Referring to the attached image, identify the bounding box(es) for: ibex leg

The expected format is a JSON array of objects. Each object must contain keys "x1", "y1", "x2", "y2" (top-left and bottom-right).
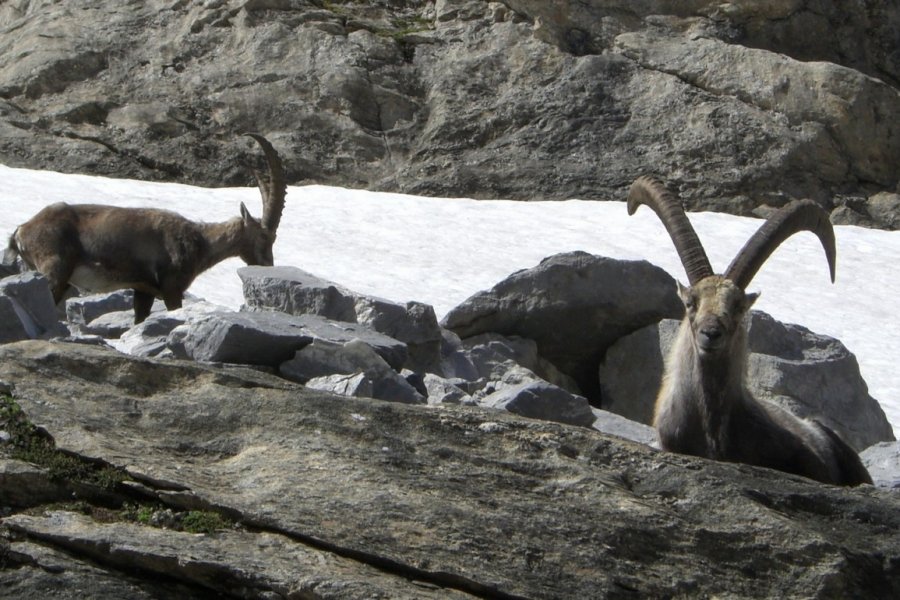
[{"x1": 133, "y1": 290, "x2": 154, "y2": 324}]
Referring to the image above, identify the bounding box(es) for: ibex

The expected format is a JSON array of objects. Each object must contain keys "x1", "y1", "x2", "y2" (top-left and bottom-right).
[
  {"x1": 5, "y1": 133, "x2": 286, "y2": 324},
  {"x1": 628, "y1": 177, "x2": 871, "y2": 486}
]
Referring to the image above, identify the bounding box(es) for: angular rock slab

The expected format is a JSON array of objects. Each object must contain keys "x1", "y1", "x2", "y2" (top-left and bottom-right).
[
  {"x1": 4, "y1": 511, "x2": 470, "y2": 599},
  {"x1": 1, "y1": 538, "x2": 204, "y2": 599},
  {"x1": 1, "y1": 341, "x2": 899, "y2": 598},
  {"x1": 481, "y1": 381, "x2": 595, "y2": 428},
  {"x1": 442, "y1": 252, "x2": 683, "y2": 399},
  {"x1": 598, "y1": 313, "x2": 894, "y2": 452},
  {"x1": 65, "y1": 290, "x2": 135, "y2": 326},
  {"x1": 0, "y1": 272, "x2": 66, "y2": 342},
  {"x1": 281, "y1": 339, "x2": 425, "y2": 404},
  {"x1": 240, "y1": 266, "x2": 441, "y2": 372},
  {"x1": 181, "y1": 309, "x2": 408, "y2": 370}
]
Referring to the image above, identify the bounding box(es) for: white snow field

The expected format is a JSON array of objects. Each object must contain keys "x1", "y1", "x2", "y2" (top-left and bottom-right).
[{"x1": 1, "y1": 164, "x2": 897, "y2": 435}]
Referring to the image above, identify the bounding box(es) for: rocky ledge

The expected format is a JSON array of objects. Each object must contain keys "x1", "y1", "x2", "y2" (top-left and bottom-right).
[
  {"x1": 1, "y1": 340, "x2": 899, "y2": 598},
  {"x1": 2, "y1": 252, "x2": 900, "y2": 596}
]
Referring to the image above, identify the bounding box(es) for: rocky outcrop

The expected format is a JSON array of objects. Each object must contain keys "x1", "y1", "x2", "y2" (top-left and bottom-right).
[
  {"x1": 0, "y1": 272, "x2": 67, "y2": 343},
  {"x1": 2, "y1": 340, "x2": 900, "y2": 598},
  {"x1": 442, "y1": 251, "x2": 683, "y2": 399},
  {"x1": 1, "y1": 1, "x2": 897, "y2": 225},
  {"x1": 240, "y1": 265, "x2": 443, "y2": 373},
  {"x1": 599, "y1": 313, "x2": 896, "y2": 451}
]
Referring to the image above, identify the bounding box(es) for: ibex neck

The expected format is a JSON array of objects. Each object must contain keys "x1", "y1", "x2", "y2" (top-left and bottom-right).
[
  {"x1": 690, "y1": 326, "x2": 748, "y2": 457},
  {"x1": 198, "y1": 219, "x2": 243, "y2": 272}
]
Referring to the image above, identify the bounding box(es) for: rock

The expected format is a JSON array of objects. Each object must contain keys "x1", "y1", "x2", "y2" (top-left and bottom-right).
[
  {"x1": 112, "y1": 301, "x2": 226, "y2": 358},
  {"x1": 865, "y1": 192, "x2": 900, "y2": 230},
  {"x1": 0, "y1": 262, "x2": 19, "y2": 279},
  {"x1": 4, "y1": 511, "x2": 462, "y2": 599},
  {"x1": 0, "y1": 459, "x2": 71, "y2": 508},
  {"x1": 0, "y1": 272, "x2": 67, "y2": 342},
  {"x1": 180, "y1": 310, "x2": 408, "y2": 370},
  {"x1": 279, "y1": 338, "x2": 392, "y2": 383},
  {"x1": 462, "y1": 332, "x2": 581, "y2": 394},
  {"x1": 240, "y1": 266, "x2": 358, "y2": 322},
  {"x1": 80, "y1": 310, "x2": 138, "y2": 339},
  {"x1": 1, "y1": 340, "x2": 899, "y2": 597},
  {"x1": 240, "y1": 266, "x2": 441, "y2": 372},
  {"x1": 0, "y1": 296, "x2": 30, "y2": 344},
  {"x1": 612, "y1": 28, "x2": 900, "y2": 195},
  {"x1": 861, "y1": 442, "x2": 900, "y2": 491},
  {"x1": 1, "y1": 2, "x2": 897, "y2": 222},
  {"x1": 443, "y1": 252, "x2": 683, "y2": 400},
  {"x1": 279, "y1": 338, "x2": 424, "y2": 404},
  {"x1": 746, "y1": 312, "x2": 895, "y2": 451},
  {"x1": 422, "y1": 373, "x2": 473, "y2": 405},
  {"x1": 1, "y1": 538, "x2": 204, "y2": 599},
  {"x1": 356, "y1": 298, "x2": 443, "y2": 374},
  {"x1": 371, "y1": 371, "x2": 426, "y2": 405},
  {"x1": 437, "y1": 328, "x2": 480, "y2": 381},
  {"x1": 591, "y1": 409, "x2": 658, "y2": 448},
  {"x1": 65, "y1": 290, "x2": 136, "y2": 326},
  {"x1": 116, "y1": 314, "x2": 189, "y2": 358},
  {"x1": 480, "y1": 380, "x2": 595, "y2": 428},
  {"x1": 305, "y1": 373, "x2": 374, "y2": 399},
  {"x1": 598, "y1": 312, "x2": 895, "y2": 452},
  {"x1": 598, "y1": 319, "x2": 680, "y2": 424}
]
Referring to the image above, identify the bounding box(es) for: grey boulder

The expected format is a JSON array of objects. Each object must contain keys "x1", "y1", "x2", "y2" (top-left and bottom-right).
[
  {"x1": 0, "y1": 272, "x2": 66, "y2": 342},
  {"x1": 481, "y1": 380, "x2": 595, "y2": 428},
  {"x1": 181, "y1": 310, "x2": 408, "y2": 370},
  {"x1": 240, "y1": 266, "x2": 442, "y2": 372},
  {"x1": 442, "y1": 252, "x2": 682, "y2": 400}
]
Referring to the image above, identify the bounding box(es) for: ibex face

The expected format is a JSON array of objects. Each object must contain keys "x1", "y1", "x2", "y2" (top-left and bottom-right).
[
  {"x1": 679, "y1": 276, "x2": 757, "y2": 359},
  {"x1": 238, "y1": 203, "x2": 276, "y2": 266}
]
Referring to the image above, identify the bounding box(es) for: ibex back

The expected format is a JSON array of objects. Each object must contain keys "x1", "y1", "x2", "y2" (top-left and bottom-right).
[
  {"x1": 628, "y1": 177, "x2": 871, "y2": 486},
  {"x1": 6, "y1": 134, "x2": 286, "y2": 323}
]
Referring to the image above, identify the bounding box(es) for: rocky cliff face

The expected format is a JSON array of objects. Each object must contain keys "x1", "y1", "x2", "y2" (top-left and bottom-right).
[{"x1": 1, "y1": 0, "x2": 898, "y2": 224}]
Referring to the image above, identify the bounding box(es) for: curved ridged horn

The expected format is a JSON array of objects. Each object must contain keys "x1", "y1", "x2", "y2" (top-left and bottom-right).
[
  {"x1": 725, "y1": 199, "x2": 836, "y2": 290},
  {"x1": 627, "y1": 177, "x2": 714, "y2": 285},
  {"x1": 244, "y1": 133, "x2": 286, "y2": 233}
]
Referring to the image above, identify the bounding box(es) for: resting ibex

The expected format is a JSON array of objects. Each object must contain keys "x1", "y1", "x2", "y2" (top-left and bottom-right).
[
  {"x1": 628, "y1": 177, "x2": 871, "y2": 486},
  {"x1": 5, "y1": 133, "x2": 286, "y2": 324}
]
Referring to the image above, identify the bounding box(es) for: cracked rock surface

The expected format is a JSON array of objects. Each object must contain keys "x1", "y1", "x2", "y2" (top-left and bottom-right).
[
  {"x1": 0, "y1": 1, "x2": 897, "y2": 224},
  {"x1": 1, "y1": 340, "x2": 899, "y2": 598}
]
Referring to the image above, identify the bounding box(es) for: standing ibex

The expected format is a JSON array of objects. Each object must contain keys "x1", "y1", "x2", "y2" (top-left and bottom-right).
[
  {"x1": 628, "y1": 177, "x2": 871, "y2": 486},
  {"x1": 5, "y1": 133, "x2": 286, "y2": 324}
]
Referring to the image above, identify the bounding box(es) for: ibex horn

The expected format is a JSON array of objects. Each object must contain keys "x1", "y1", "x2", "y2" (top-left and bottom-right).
[
  {"x1": 725, "y1": 199, "x2": 836, "y2": 290},
  {"x1": 627, "y1": 176, "x2": 714, "y2": 286}
]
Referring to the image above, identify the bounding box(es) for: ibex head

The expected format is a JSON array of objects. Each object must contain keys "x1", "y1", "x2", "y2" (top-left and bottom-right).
[
  {"x1": 627, "y1": 177, "x2": 836, "y2": 360},
  {"x1": 239, "y1": 133, "x2": 286, "y2": 266}
]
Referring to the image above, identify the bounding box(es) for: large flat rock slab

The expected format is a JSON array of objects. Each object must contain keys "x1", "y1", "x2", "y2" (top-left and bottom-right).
[
  {"x1": 4, "y1": 511, "x2": 471, "y2": 599},
  {"x1": 1, "y1": 341, "x2": 899, "y2": 598}
]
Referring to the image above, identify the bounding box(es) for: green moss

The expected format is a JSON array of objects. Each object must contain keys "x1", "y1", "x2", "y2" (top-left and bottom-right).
[
  {"x1": 182, "y1": 510, "x2": 233, "y2": 534},
  {"x1": 0, "y1": 395, "x2": 127, "y2": 490},
  {"x1": 121, "y1": 502, "x2": 234, "y2": 534}
]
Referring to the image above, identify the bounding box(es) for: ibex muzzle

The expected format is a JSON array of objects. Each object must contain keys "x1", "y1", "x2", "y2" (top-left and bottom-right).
[{"x1": 6, "y1": 133, "x2": 286, "y2": 324}]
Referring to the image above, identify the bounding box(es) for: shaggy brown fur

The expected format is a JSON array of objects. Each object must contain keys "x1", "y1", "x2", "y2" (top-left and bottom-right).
[
  {"x1": 629, "y1": 177, "x2": 871, "y2": 486},
  {"x1": 6, "y1": 134, "x2": 285, "y2": 323}
]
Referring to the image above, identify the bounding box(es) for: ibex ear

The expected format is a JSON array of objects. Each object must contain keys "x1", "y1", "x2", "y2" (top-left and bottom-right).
[
  {"x1": 676, "y1": 281, "x2": 691, "y2": 304},
  {"x1": 743, "y1": 292, "x2": 760, "y2": 311},
  {"x1": 240, "y1": 202, "x2": 251, "y2": 223}
]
